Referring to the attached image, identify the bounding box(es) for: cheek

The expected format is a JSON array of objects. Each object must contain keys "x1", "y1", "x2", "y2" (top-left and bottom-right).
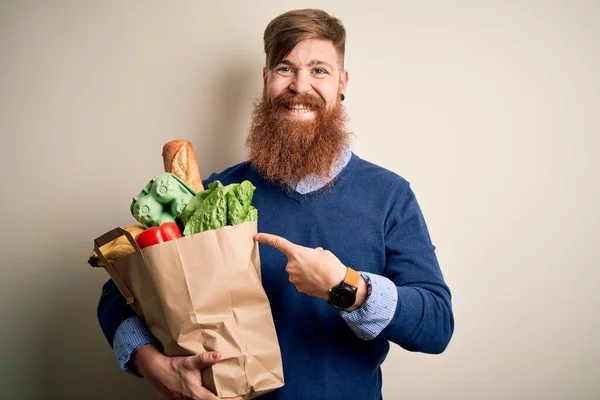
[
  {"x1": 266, "y1": 77, "x2": 289, "y2": 101},
  {"x1": 315, "y1": 82, "x2": 340, "y2": 107},
  {"x1": 267, "y1": 85, "x2": 281, "y2": 99}
]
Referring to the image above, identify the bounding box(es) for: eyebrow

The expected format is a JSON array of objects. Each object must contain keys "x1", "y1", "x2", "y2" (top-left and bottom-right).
[{"x1": 279, "y1": 59, "x2": 335, "y2": 70}]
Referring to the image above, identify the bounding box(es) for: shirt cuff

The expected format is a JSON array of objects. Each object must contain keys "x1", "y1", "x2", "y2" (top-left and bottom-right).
[
  {"x1": 340, "y1": 272, "x2": 398, "y2": 340},
  {"x1": 113, "y1": 316, "x2": 159, "y2": 378}
]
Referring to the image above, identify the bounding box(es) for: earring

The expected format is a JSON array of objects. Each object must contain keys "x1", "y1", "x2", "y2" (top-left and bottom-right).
[{"x1": 340, "y1": 93, "x2": 345, "y2": 101}]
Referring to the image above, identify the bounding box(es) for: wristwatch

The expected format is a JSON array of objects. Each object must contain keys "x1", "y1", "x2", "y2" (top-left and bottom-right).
[{"x1": 328, "y1": 266, "x2": 360, "y2": 310}]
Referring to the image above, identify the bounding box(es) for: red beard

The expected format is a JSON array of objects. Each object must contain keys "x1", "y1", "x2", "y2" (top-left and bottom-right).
[{"x1": 246, "y1": 91, "x2": 350, "y2": 190}]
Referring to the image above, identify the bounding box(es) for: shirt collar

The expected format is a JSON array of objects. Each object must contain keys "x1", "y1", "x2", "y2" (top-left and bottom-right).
[{"x1": 293, "y1": 147, "x2": 352, "y2": 195}]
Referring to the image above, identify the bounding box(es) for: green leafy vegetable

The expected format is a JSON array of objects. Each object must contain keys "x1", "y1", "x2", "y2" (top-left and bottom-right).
[
  {"x1": 180, "y1": 181, "x2": 221, "y2": 225},
  {"x1": 182, "y1": 180, "x2": 258, "y2": 236},
  {"x1": 227, "y1": 180, "x2": 258, "y2": 225}
]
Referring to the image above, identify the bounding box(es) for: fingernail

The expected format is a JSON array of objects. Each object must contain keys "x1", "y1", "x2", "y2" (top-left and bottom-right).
[{"x1": 212, "y1": 352, "x2": 218, "y2": 359}]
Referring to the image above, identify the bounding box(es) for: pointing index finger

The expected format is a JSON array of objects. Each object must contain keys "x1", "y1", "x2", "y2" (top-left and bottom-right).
[{"x1": 254, "y1": 233, "x2": 297, "y2": 257}]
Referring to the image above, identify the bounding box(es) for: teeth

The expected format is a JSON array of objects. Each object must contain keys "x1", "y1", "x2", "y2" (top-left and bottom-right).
[{"x1": 287, "y1": 105, "x2": 311, "y2": 113}]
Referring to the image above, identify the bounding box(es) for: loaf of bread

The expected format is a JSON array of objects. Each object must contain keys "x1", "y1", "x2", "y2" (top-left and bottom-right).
[{"x1": 162, "y1": 140, "x2": 204, "y2": 192}]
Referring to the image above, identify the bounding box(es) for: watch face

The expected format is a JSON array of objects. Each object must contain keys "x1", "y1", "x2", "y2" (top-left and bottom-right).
[{"x1": 329, "y1": 286, "x2": 356, "y2": 309}]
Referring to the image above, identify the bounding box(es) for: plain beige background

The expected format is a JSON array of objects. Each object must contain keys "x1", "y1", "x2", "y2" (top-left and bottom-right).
[{"x1": 0, "y1": 1, "x2": 598, "y2": 399}]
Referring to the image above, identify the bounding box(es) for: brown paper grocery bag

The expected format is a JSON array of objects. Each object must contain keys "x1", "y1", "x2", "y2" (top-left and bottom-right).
[{"x1": 94, "y1": 221, "x2": 284, "y2": 399}]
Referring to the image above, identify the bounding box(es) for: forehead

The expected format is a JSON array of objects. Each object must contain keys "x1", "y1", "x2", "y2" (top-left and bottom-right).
[{"x1": 283, "y1": 39, "x2": 340, "y2": 67}]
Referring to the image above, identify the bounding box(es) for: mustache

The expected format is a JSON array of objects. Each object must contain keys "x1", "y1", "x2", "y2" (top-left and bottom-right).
[{"x1": 270, "y1": 92, "x2": 325, "y2": 111}]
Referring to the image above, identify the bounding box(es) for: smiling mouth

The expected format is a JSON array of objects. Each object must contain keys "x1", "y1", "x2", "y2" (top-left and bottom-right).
[{"x1": 285, "y1": 104, "x2": 313, "y2": 114}]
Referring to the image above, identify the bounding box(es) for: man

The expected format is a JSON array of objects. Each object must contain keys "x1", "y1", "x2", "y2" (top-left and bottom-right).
[{"x1": 97, "y1": 8, "x2": 454, "y2": 400}]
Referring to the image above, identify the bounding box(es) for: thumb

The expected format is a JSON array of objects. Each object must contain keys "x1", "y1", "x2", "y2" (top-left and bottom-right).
[{"x1": 191, "y1": 351, "x2": 221, "y2": 369}]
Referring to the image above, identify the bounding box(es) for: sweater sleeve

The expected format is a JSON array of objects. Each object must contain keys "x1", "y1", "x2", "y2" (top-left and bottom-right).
[
  {"x1": 97, "y1": 278, "x2": 159, "y2": 377},
  {"x1": 97, "y1": 278, "x2": 138, "y2": 349},
  {"x1": 379, "y1": 183, "x2": 454, "y2": 354}
]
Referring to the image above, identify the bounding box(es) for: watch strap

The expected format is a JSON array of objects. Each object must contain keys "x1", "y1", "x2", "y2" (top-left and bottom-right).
[{"x1": 343, "y1": 267, "x2": 360, "y2": 289}]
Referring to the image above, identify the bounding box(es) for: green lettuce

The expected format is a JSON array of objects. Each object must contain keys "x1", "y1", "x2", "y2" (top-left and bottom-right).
[
  {"x1": 182, "y1": 180, "x2": 258, "y2": 236},
  {"x1": 227, "y1": 180, "x2": 258, "y2": 226},
  {"x1": 180, "y1": 181, "x2": 221, "y2": 225}
]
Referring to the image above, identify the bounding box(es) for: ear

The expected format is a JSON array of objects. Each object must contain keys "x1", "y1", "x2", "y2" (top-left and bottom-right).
[
  {"x1": 263, "y1": 67, "x2": 267, "y2": 86},
  {"x1": 339, "y1": 69, "x2": 349, "y2": 96}
]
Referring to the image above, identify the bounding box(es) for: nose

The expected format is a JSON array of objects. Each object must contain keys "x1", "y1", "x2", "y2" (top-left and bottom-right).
[{"x1": 288, "y1": 70, "x2": 312, "y2": 94}]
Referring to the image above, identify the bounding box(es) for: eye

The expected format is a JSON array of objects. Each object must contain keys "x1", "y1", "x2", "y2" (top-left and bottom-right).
[
  {"x1": 277, "y1": 66, "x2": 292, "y2": 74},
  {"x1": 313, "y1": 68, "x2": 328, "y2": 75}
]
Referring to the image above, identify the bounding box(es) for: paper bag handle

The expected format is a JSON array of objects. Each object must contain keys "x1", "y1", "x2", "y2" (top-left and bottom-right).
[{"x1": 94, "y1": 227, "x2": 143, "y2": 305}]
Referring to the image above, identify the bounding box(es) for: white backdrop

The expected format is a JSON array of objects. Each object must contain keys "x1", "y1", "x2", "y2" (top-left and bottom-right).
[{"x1": 0, "y1": 1, "x2": 598, "y2": 399}]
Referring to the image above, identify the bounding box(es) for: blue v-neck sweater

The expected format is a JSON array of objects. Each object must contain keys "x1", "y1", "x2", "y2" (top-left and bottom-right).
[{"x1": 98, "y1": 153, "x2": 453, "y2": 400}]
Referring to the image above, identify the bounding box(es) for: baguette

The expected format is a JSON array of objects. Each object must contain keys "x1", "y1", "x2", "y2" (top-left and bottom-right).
[{"x1": 162, "y1": 140, "x2": 204, "y2": 192}]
